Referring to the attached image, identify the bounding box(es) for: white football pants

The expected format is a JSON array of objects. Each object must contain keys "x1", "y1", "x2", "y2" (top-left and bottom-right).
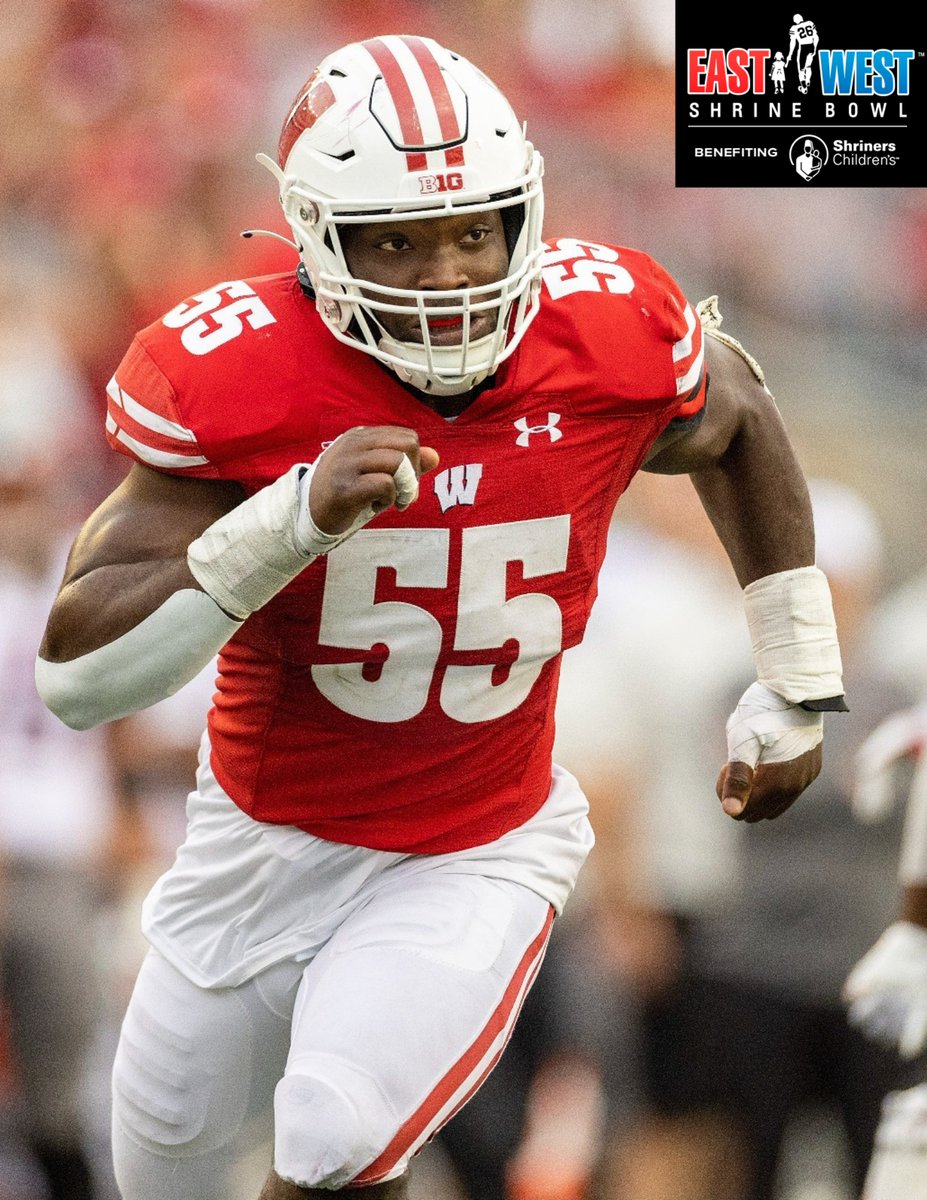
[
  {"x1": 862, "y1": 1083, "x2": 927, "y2": 1200},
  {"x1": 111, "y1": 871, "x2": 553, "y2": 1196}
]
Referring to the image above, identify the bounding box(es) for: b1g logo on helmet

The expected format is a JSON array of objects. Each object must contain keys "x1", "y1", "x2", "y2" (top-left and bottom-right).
[{"x1": 419, "y1": 172, "x2": 465, "y2": 194}]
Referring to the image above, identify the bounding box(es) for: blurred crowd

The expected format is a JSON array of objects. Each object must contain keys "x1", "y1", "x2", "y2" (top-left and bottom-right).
[{"x1": 1, "y1": 2, "x2": 926, "y2": 1198}]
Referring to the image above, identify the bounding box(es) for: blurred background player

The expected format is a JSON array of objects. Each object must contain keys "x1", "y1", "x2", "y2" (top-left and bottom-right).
[
  {"x1": 547, "y1": 473, "x2": 912, "y2": 1200},
  {"x1": 843, "y1": 704, "x2": 927, "y2": 1200},
  {"x1": 672, "y1": 477, "x2": 912, "y2": 1200},
  {"x1": 0, "y1": 283, "x2": 152, "y2": 1200}
]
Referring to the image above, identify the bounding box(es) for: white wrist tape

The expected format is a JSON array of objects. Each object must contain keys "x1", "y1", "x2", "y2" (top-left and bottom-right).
[
  {"x1": 188, "y1": 463, "x2": 315, "y2": 620},
  {"x1": 294, "y1": 451, "x2": 418, "y2": 555},
  {"x1": 900, "y1": 754, "x2": 927, "y2": 885},
  {"x1": 726, "y1": 681, "x2": 823, "y2": 769},
  {"x1": 188, "y1": 452, "x2": 419, "y2": 619},
  {"x1": 35, "y1": 589, "x2": 240, "y2": 731},
  {"x1": 743, "y1": 565, "x2": 845, "y2": 706}
]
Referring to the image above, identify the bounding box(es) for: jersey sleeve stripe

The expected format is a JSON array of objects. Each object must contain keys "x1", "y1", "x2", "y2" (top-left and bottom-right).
[
  {"x1": 107, "y1": 376, "x2": 199, "y2": 442},
  {"x1": 672, "y1": 302, "x2": 697, "y2": 364},
  {"x1": 105, "y1": 414, "x2": 210, "y2": 470},
  {"x1": 676, "y1": 348, "x2": 704, "y2": 397},
  {"x1": 672, "y1": 303, "x2": 705, "y2": 403},
  {"x1": 674, "y1": 360, "x2": 707, "y2": 418}
]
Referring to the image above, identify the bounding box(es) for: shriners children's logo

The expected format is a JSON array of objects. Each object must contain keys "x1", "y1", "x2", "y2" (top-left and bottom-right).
[{"x1": 790, "y1": 134, "x2": 828, "y2": 179}]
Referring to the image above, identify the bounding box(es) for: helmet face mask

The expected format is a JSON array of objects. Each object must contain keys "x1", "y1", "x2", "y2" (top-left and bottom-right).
[{"x1": 263, "y1": 35, "x2": 545, "y2": 396}]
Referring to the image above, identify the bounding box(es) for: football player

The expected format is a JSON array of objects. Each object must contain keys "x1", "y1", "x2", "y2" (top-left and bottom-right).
[
  {"x1": 786, "y1": 13, "x2": 819, "y2": 93},
  {"x1": 35, "y1": 35, "x2": 847, "y2": 1200},
  {"x1": 844, "y1": 708, "x2": 927, "y2": 1200}
]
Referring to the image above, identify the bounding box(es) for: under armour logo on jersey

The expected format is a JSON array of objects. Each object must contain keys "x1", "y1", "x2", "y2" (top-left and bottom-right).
[
  {"x1": 434, "y1": 464, "x2": 483, "y2": 513},
  {"x1": 514, "y1": 413, "x2": 563, "y2": 447}
]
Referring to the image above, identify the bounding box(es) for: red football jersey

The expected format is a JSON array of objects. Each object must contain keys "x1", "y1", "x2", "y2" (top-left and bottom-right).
[{"x1": 105, "y1": 236, "x2": 706, "y2": 853}]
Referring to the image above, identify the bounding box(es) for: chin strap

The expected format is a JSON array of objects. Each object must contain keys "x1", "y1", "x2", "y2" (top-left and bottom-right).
[{"x1": 296, "y1": 261, "x2": 315, "y2": 298}]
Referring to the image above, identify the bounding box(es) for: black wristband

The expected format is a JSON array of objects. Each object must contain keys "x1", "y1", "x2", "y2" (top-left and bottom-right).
[{"x1": 799, "y1": 695, "x2": 849, "y2": 713}]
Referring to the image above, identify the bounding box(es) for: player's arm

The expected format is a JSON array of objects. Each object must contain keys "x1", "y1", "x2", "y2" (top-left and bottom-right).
[
  {"x1": 844, "y1": 747, "x2": 927, "y2": 1058},
  {"x1": 643, "y1": 331, "x2": 844, "y2": 823},
  {"x1": 37, "y1": 428, "x2": 438, "y2": 730},
  {"x1": 40, "y1": 465, "x2": 245, "y2": 662},
  {"x1": 902, "y1": 884, "x2": 927, "y2": 928},
  {"x1": 644, "y1": 336, "x2": 812, "y2": 583}
]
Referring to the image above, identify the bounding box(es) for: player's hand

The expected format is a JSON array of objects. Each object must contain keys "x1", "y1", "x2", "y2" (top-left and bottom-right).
[
  {"x1": 717, "y1": 681, "x2": 823, "y2": 821},
  {"x1": 308, "y1": 426, "x2": 440, "y2": 536},
  {"x1": 843, "y1": 922, "x2": 927, "y2": 1058},
  {"x1": 852, "y1": 703, "x2": 927, "y2": 823}
]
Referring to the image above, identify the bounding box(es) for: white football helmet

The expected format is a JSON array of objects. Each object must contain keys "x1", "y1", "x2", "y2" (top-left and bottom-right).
[{"x1": 258, "y1": 35, "x2": 545, "y2": 396}]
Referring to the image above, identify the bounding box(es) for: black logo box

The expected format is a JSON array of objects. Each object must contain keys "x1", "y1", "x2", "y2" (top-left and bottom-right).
[{"x1": 675, "y1": 5, "x2": 925, "y2": 186}]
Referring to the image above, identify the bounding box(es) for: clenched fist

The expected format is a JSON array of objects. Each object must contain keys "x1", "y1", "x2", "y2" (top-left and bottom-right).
[{"x1": 308, "y1": 426, "x2": 440, "y2": 537}]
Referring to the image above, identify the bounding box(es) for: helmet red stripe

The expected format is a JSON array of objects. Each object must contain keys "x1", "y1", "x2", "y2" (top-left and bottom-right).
[
  {"x1": 278, "y1": 73, "x2": 337, "y2": 167},
  {"x1": 364, "y1": 38, "x2": 426, "y2": 149},
  {"x1": 399, "y1": 35, "x2": 464, "y2": 148}
]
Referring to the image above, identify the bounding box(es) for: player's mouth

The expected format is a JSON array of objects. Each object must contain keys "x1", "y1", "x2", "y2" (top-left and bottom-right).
[
  {"x1": 415, "y1": 312, "x2": 495, "y2": 345},
  {"x1": 426, "y1": 316, "x2": 466, "y2": 345}
]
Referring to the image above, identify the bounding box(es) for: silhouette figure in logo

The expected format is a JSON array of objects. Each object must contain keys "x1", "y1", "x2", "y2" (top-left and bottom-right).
[
  {"x1": 771, "y1": 52, "x2": 786, "y2": 95},
  {"x1": 795, "y1": 139, "x2": 823, "y2": 180},
  {"x1": 786, "y1": 13, "x2": 819, "y2": 93}
]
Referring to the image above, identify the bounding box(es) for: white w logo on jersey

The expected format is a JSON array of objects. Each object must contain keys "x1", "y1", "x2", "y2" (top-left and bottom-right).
[{"x1": 434, "y1": 464, "x2": 483, "y2": 513}]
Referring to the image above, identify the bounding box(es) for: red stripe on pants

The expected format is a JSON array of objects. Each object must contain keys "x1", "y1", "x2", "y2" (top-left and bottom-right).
[{"x1": 351, "y1": 903, "x2": 555, "y2": 1186}]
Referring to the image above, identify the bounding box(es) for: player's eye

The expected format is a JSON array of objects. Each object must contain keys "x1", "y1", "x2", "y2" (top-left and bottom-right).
[{"x1": 376, "y1": 234, "x2": 412, "y2": 252}]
